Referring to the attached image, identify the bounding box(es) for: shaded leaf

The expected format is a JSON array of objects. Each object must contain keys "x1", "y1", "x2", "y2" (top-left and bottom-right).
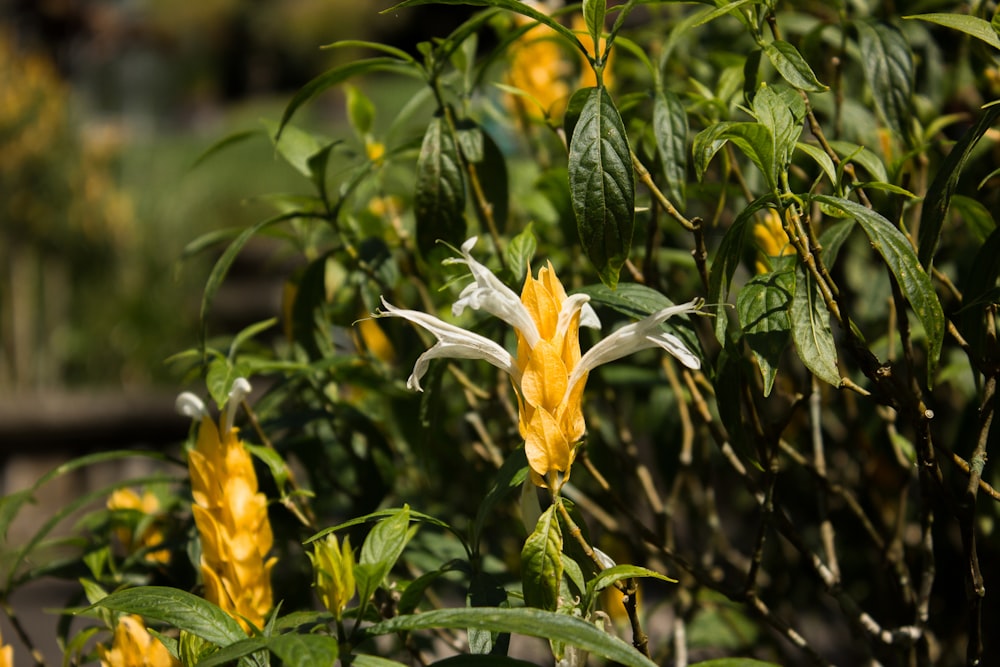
[
  {"x1": 520, "y1": 505, "x2": 562, "y2": 611},
  {"x1": 568, "y1": 88, "x2": 635, "y2": 288},
  {"x1": 855, "y1": 21, "x2": 915, "y2": 143},
  {"x1": 737, "y1": 271, "x2": 794, "y2": 396},
  {"x1": 790, "y1": 265, "x2": 841, "y2": 387},
  {"x1": 814, "y1": 195, "x2": 944, "y2": 385},
  {"x1": 364, "y1": 607, "x2": 657, "y2": 667},
  {"x1": 415, "y1": 115, "x2": 467, "y2": 260},
  {"x1": 905, "y1": 13, "x2": 1000, "y2": 50},
  {"x1": 653, "y1": 89, "x2": 689, "y2": 206}
]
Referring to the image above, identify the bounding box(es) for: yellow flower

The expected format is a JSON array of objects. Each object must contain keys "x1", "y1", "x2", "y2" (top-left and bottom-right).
[
  {"x1": 177, "y1": 380, "x2": 276, "y2": 631},
  {"x1": 309, "y1": 534, "x2": 356, "y2": 620},
  {"x1": 0, "y1": 628, "x2": 13, "y2": 667},
  {"x1": 505, "y1": 3, "x2": 613, "y2": 121},
  {"x1": 98, "y1": 614, "x2": 180, "y2": 667},
  {"x1": 375, "y1": 238, "x2": 701, "y2": 490},
  {"x1": 753, "y1": 208, "x2": 795, "y2": 274},
  {"x1": 107, "y1": 488, "x2": 171, "y2": 565}
]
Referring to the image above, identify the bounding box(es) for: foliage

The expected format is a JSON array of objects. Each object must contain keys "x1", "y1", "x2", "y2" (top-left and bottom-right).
[{"x1": 3, "y1": 0, "x2": 1000, "y2": 665}]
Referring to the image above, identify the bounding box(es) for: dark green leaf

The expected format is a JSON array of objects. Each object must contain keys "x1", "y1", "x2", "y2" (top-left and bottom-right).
[
  {"x1": 904, "y1": 13, "x2": 1000, "y2": 50},
  {"x1": 694, "y1": 122, "x2": 777, "y2": 193},
  {"x1": 790, "y1": 265, "x2": 841, "y2": 387},
  {"x1": 958, "y1": 227, "x2": 1000, "y2": 361},
  {"x1": 855, "y1": 21, "x2": 915, "y2": 143},
  {"x1": 95, "y1": 587, "x2": 245, "y2": 647},
  {"x1": 653, "y1": 90, "x2": 689, "y2": 206},
  {"x1": 763, "y1": 40, "x2": 828, "y2": 92},
  {"x1": 813, "y1": 195, "x2": 944, "y2": 385},
  {"x1": 951, "y1": 194, "x2": 996, "y2": 243},
  {"x1": 751, "y1": 84, "x2": 800, "y2": 177},
  {"x1": 737, "y1": 271, "x2": 794, "y2": 396},
  {"x1": 520, "y1": 505, "x2": 562, "y2": 611},
  {"x1": 416, "y1": 115, "x2": 467, "y2": 260},
  {"x1": 364, "y1": 607, "x2": 657, "y2": 667},
  {"x1": 918, "y1": 104, "x2": 1000, "y2": 267},
  {"x1": 707, "y1": 197, "x2": 775, "y2": 342},
  {"x1": 568, "y1": 88, "x2": 635, "y2": 288}
]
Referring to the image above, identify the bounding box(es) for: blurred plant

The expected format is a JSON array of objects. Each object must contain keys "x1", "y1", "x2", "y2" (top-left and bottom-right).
[
  {"x1": 107, "y1": 488, "x2": 172, "y2": 566},
  {"x1": 96, "y1": 615, "x2": 179, "y2": 667},
  {"x1": 3, "y1": 0, "x2": 1000, "y2": 666}
]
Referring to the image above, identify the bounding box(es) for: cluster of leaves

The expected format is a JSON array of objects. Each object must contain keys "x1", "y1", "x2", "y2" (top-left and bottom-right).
[{"x1": 3, "y1": 0, "x2": 1000, "y2": 665}]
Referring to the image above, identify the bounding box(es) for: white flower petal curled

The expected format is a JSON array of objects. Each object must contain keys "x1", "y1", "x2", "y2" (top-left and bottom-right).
[
  {"x1": 375, "y1": 297, "x2": 517, "y2": 391},
  {"x1": 176, "y1": 392, "x2": 208, "y2": 420}
]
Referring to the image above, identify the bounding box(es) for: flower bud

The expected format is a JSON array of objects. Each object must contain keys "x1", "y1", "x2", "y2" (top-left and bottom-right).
[{"x1": 309, "y1": 534, "x2": 356, "y2": 620}]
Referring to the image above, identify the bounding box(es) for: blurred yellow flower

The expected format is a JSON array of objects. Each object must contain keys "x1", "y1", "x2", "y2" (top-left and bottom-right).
[
  {"x1": 505, "y1": 3, "x2": 613, "y2": 121},
  {"x1": 98, "y1": 615, "x2": 179, "y2": 667},
  {"x1": 375, "y1": 238, "x2": 700, "y2": 490},
  {"x1": 107, "y1": 488, "x2": 171, "y2": 565},
  {"x1": 177, "y1": 380, "x2": 276, "y2": 631},
  {"x1": 0, "y1": 628, "x2": 13, "y2": 667},
  {"x1": 753, "y1": 208, "x2": 795, "y2": 274}
]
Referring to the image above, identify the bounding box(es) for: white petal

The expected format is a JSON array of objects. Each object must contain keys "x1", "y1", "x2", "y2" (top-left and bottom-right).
[
  {"x1": 580, "y1": 303, "x2": 601, "y2": 330},
  {"x1": 176, "y1": 392, "x2": 207, "y2": 420},
  {"x1": 565, "y1": 299, "x2": 702, "y2": 396},
  {"x1": 444, "y1": 237, "x2": 541, "y2": 347},
  {"x1": 555, "y1": 293, "x2": 596, "y2": 342},
  {"x1": 375, "y1": 297, "x2": 517, "y2": 391},
  {"x1": 224, "y1": 377, "x2": 252, "y2": 432}
]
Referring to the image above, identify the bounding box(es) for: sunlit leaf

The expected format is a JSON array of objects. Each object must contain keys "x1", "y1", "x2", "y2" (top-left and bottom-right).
[{"x1": 520, "y1": 505, "x2": 562, "y2": 611}]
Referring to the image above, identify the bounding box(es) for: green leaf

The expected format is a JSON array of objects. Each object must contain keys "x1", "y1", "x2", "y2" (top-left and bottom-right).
[
  {"x1": 813, "y1": 195, "x2": 944, "y2": 385},
  {"x1": 505, "y1": 224, "x2": 537, "y2": 285},
  {"x1": 190, "y1": 129, "x2": 262, "y2": 169},
  {"x1": 94, "y1": 587, "x2": 245, "y2": 647},
  {"x1": 762, "y1": 40, "x2": 828, "y2": 92},
  {"x1": 568, "y1": 87, "x2": 635, "y2": 288},
  {"x1": 905, "y1": 13, "x2": 1000, "y2": 50},
  {"x1": 582, "y1": 0, "x2": 607, "y2": 53},
  {"x1": 352, "y1": 656, "x2": 411, "y2": 667},
  {"x1": 918, "y1": 104, "x2": 1000, "y2": 267},
  {"x1": 855, "y1": 20, "x2": 915, "y2": 144},
  {"x1": 951, "y1": 194, "x2": 996, "y2": 243},
  {"x1": 828, "y1": 140, "x2": 889, "y2": 184},
  {"x1": 364, "y1": 607, "x2": 658, "y2": 667},
  {"x1": 707, "y1": 197, "x2": 776, "y2": 342},
  {"x1": 689, "y1": 660, "x2": 782, "y2": 667},
  {"x1": 695, "y1": 122, "x2": 777, "y2": 193},
  {"x1": 430, "y1": 656, "x2": 538, "y2": 666},
  {"x1": 415, "y1": 115, "x2": 467, "y2": 260},
  {"x1": 737, "y1": 271, "x2": 794, "y2": 397},
  {"x1": 205, "y1": 357, "x2": 249, "y2": 410},
  {"x1": 790, "y1": 265, "x2": 841, "y2": 387},
  {"x1": 200, "y1": 212, "x2": 305, "y2": 351},
  {"x1": 278, "y1": 58, "x2": 416, "y2": 137},
  {"x1": 795, "y1": 142, "x2": 837, "y2": 184},
  {"x1": 194, "y1": 638, "x2": 269, "y2": 667},
  {"x1": 268, "y1": 634, "x2": 339, "y2": 667},
  {"x1": 750, "y1": 85, "x2": 801, "y2": 178},
  {"x1": 358, "y1": 504, "x2": 412, "y2": 603},
  {"x1": 262, "y1": 119, "x2": 330, "y2": 179},
  {"x1": 346, "y1": 84, "x2": 376, "y2": 137},
  {"x1": 586, "y1": 565, "x2": 675, "y2": 600},
  {"x1": 653, "y1": 89, "x2": 689, "y2": 207},
  {"x1": 520, "y1": 505, "x2": 562, "y2": 611}
]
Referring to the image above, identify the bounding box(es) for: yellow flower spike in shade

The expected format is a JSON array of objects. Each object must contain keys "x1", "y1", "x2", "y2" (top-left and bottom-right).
[
  {"x1": 374, "y1": 237, "x2": 702, "y2": 489},
  {"x1": 98, "y1": 615, "x2": 180, "y2": 667},
  {"x1": 176, "y1": 380, "x2": 276, "y2": 632},
  {"x1": 107, "y1": 488, "x2": 171, "y2": 565},
  {"x1": 753, "y1": 208, "x2": 796, "y2": 274}
]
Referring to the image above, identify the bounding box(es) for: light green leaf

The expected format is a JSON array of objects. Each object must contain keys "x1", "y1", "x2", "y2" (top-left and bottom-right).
[
  {"x1": 790, "y1": 265, "x2": 841, "y2": 387},
  {"x1": 352, "y1": 656, "x2": 411, "y2": 667},
  {"x1": 762, "y1": 40, "x2": 828, "y2": 92},
  {"x1": 905, "y1": 13, "x2": 1000, "y2": 50},
  {"x1": 583, "y1": 0, "x2": 607, "y2": 52},
  {"x1": 695, "y1": 122, "x2": 777, "y2": 193},
  {"x1": 586, "y1": 565, "x2": 676, "y2": 599},
  {"x1": 855, "y1": 21, "x2": 915, "y2": 144},
  {"x1": 568, "y1": 87, "x2": 635, "y2": 288},
  {"x1": 346, "y1": 84, "x2": 376, "y2": 137},
  {"x1": 653, "y1": 89, "x2": 689, "y2": 206},
  {"x1": 737, "y1": 271, "x2": 794, "y2": 396},
  {"x1": 358, "y1": 504, "x2": 412, "y2": 600},
  {"x1": 795, "y1": 142, "x2": 837, "y2": 184},
  {"x1": 94, "y1": 587, "x2": 245, "y2": 647},
  {"x1": 268, "y1": 634, "x2": 340, "y2": 667},
  {"x1": 415, "y1": 115, "x2": 467, "y2": 260},
  {"x1": 751, "y1": 85, "x2": 800, "y2": 177},
  {"x1": 506, "y1": 224, "x2": 537, "y2": 285},
  {"x1": 364, "y1": 607, "x2": 657, "y2": 667},
  {"x1": 828, "y1": 140, "x2": 889, "y2": 184},
  {"x1": 190, "y1": 129, "x2": 262, "y2": 170},
  {"x1": 521, "y1": 505, "x2": 562, "y2": 611},
  {"x1": 951, "y1": 194, "x2": 996, "y2": 243},
  {"x1": 813, "y1": 195, "x2": 944, "y2": 385}
]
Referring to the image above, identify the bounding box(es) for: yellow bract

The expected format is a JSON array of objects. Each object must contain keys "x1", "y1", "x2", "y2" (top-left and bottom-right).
[
  {"x1": 0, "y1": 629, "x2": 12, "y2": 667},
  {"x1": 98, "y1": 615, "x2": 179, "y2": 667},
  {"x1": 516, "y1": 264, "x2": 588, "y2": 488},
  {"x1": 753, "y1": 208, "x2": 795, "y2": 274},
  {"x1": 189, "y1": 415, "x2": 276, "y2": 631},
  {"x1": 107, "y1": 488, "x2": 171, "y2": 565}
]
